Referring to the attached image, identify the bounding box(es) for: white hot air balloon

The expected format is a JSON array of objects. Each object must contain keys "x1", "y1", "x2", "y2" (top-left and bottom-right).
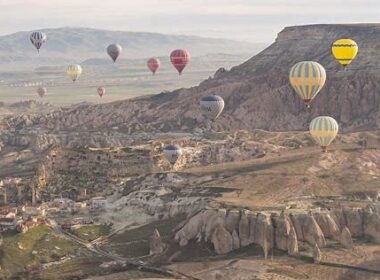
[
  {"x1": 200, "y1": 95, "x2": 225, "y2": 121},
  {"x1": 163, "y1": 144, "x2": 183, "y2": 165}
]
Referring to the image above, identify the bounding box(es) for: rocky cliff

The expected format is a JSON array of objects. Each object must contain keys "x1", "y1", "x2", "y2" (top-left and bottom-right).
[
  {"x1": 5, "y1": 24, "x2": 380, "y2": 135},
  {"x1": 175, "y1": 203, "x2": 380, "y2": 256}
]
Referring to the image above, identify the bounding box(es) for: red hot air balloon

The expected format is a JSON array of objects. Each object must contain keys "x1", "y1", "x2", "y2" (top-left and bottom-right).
[
  {"x1": 170, "y1": 49, "x2": 190, "y2": 75},
  {"x1": 37, "y1": 87, "x2": 47, "y2": 98},
  {"x1": 147, "y1": 58, "x2": 160, "y2": 75},
  {"x1": 97, "y1": 86, "x2": 105, "y2": 98}
]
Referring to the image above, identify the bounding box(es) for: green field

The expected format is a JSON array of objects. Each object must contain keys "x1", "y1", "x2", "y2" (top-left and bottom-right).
[
  {"x1": 71, "y1": 224, "x2": 111, "y2": 242},
  {"x1": 0, "y1": 225, "x2": 80, "y2": 278}
]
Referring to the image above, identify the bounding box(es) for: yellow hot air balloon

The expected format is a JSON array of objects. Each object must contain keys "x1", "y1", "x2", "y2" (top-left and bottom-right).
[
  {"x1": 309, "y1": 116, "x2": 339, "y2": 152},
  {"x1": 289, "y1": 61, "x2": 326, "y2": 107},
  {"x1": 66, "y1": 64, "x2": 82, "y2": 82},
  {"x1": 332, "y1": 39, "x2": 358, "y2": 67}
]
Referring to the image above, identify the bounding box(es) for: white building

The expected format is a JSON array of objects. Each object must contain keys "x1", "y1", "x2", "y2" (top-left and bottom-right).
[{"x1": 90, "y1": 197, "x2": 107, "y2": 210}]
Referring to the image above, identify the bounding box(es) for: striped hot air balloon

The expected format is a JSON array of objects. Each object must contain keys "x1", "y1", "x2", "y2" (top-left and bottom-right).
[
  {"x1": 66, "y1": 64, "x2": 82, "y2": 82},
  {"x1": 200, "y1": 95, "x2": 225, "y2": 121},
  {"x1": 163, "y1": 144, "x2": 182, "y2": 165},
  {"x1": 332, "y1": 39, "x2": 358, "y2": 67},
  {"x1": 107, "y1": 44, "x2": 122, "y2": 63},
  {"x1": 309, "y1": 116, "x2": 339, "y2": 152},
  {"x1": 289, "y1": 61, "x2": 326, "y2": 107},
  {"x1": 147, "y1": 58, "x2": 160, "y2": 75},
  {"x1": 30, "y1": 31, "x2": 46, "y2": 52},
  {"x1": 97, "y1": 86, "x2": 105, "y2": 98},
  {"x1": 37, "y1": 87, "x2": 47, "y2": 98},
  {"x1": 170, "y1": 49, "x2": 190, "y2": 75}
]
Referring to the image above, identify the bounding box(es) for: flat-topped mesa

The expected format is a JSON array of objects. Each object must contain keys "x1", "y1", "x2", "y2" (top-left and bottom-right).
[
  {"x1": 175, "y1": 205, "x2": 380, "y2": 256},
  {"x1": 276, "y1": 24, "x2": 380, "y2": 42}
]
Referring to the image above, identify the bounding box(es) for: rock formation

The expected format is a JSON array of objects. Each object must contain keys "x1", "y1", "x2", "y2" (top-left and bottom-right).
[
  {"x1": 150, "y1": 229, "x2": 165, "y2": 255},
  {"x1": 175, "y1": 205, "x2": 380, "y2": 256},
  {"x1": 313, "y1": 244, "x2": 322, "y2": 264},
  {"x1": 287, "y1": 224, "x2": 298, "y2": 256},
  {"x1": 211, "y1": 224, "x2": 233, "y2": 255},
  {"x1": 340, "y1": 226, "x2": 354, "y2": 249}
]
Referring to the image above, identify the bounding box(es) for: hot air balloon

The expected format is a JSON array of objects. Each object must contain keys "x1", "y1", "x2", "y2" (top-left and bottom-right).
[
  {"x1": 147, "y1": 58, "x2": 160, "y2": 75},
  {"x1": 332, "y1": 39, "x2": 358, "y2": 67},
  {"x1": 309, "y1": 116, "x2": 339, "y2": 152},
  {"x1": 107, "y1": 44, "x2": 122, "y2": 63},
  {"x1": 37, "y1": 87, "x2": 47, "y2": 98},
  {"x1": 163, "y1": 144, "x2": 182, "y2": 165},
  {"x1": 66, "y1": 64, "x2": 82, "y2": 82},
  {"x1": 170, "y1": 49, "x2": 190, "y2": 75},
  {"x1": 30, "y1": 31, "x2": 46, "y2": 52},
  {"x1": 97, "y1": 86, "x2": 105, "y2": 98},
  {"x1": 200, "y1": 95, "x2": 225, "y2": 121},
  {"x1": 289, "y1": 61, "x2": 326, "y2": 107}
]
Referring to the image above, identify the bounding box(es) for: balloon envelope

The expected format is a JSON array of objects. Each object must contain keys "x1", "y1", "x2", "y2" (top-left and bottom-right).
[
  {"x1": 66, "y1": 64, "x2": 82, "y2": 82},
  {"x1": 200, "y1": 95, "x2": 225, "y2": 121},
  {"x1": 147, "y1": 58, "x2": 160, "y2": 75},
  {"x1": 289, "y1": 61, "x2": 326, "y2": 106},
  {"x1": 170, "y1": 49, "x2": 190, "y2": 75},
  {"x1": 309, "y1": 116, "x2": 339, "y2": 152},
  {"x1": 97, "y1": 86, "x2": 105, "y2": 97},
  {"x1": 37, "y1": 87, "x2": 47, "y2": 98},
  {"x1": 332, "y1": 39, "x2": 358, "y2": 67},
  {"x1": 30, "y1": 31, "x2": 46, "y2": 52},
  {"x1": 107, "y1": 44, "x2": 122, "y2": 62},
  {"x1": 163, "y1": 144, "x2": 182, "y2": 165}
]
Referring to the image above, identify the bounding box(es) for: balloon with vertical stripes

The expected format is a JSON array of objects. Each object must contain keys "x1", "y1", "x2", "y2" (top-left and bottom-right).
[
  {"x1": 332, "y1": 39, "x2": 358, "y2": 67},
  {"x1": 309, "y1": 116, "x2": 339, "y2": 152},
  {"x1": 66, "y1": 64, "x2": 82, "y2": 82},
  {"x1": 289, "y1": 61, "x2": 326, "y2": 107},
  {"x1": 30, "y1": 31, "x2": 46, "y2": 52}
]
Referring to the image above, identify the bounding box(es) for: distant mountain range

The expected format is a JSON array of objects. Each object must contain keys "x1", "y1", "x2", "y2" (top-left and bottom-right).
[{"x1": 0, "y1": 27, "x2": 264, "y2": 65}]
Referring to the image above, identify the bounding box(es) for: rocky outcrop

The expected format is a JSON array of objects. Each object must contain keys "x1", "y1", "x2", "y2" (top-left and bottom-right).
[
  {"x1": 340, "y1": 227, "x2": 354, "y2": 249},
  {"x1": 313, "y1": 212, "x2": 340, "y2": 240},
  {"x1": 363, "y1": 209, "x2": 380, "y2": 243},
  {"x1": 175, "y1": 205, "x2": 380, "y2": 256},
  {"x1": 287, "y1": 225, "x2": 298, "y2": 256},
  {"x1": 313, "y1": 244, "x2": 322, "y2": 264},
  {"x1": 150, "y1": 229, "x2": 165, "y2": 255},
  {"x1": 211, "y1": 224, "x2": 233, "y2": 255},
  {"x1": 302, "y1": 213, "x2": 326, "y2": 248},
  {"x1": 238, "y1": 210, "x2": 251, "y2": 247},
  {"x1": 344, "y1": 208, "x2": 364, "y2": 237}
]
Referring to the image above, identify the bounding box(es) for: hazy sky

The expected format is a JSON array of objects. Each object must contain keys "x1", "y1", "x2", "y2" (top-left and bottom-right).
[{"x1": 1, "y1": 0, "x2": 379, "y2": 42}]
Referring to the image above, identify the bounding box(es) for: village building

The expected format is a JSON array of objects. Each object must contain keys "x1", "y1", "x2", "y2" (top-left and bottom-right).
[
  {"x1": 90, "y1": 197, "x2": 107, "y2": 210},
  {"x1": 0, "y1": 215, "x2": 17, "y2": 232},
  {"x1": 22, "y1": 205, "x2": 46, "y2": 220}
]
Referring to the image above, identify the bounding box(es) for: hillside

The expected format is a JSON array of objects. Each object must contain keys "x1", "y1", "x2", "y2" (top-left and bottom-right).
[
  {"x1": 0, "y1": 27, "x2": 261, "y2": 65},
  {"x1": 6, "y1": 24, "x2": 380, "y2": 133}
]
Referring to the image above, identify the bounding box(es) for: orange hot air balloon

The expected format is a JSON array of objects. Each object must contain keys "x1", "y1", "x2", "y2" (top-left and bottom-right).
[
  {"x1": 147, "y1": 58, "x2": 160, "y2": 75},
  {"x1": 97, "y1": 86, "x2": 105, "y2": 98},
  {"x1": 170, "y1": 49, "x2": 190, "y2": 75}
]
